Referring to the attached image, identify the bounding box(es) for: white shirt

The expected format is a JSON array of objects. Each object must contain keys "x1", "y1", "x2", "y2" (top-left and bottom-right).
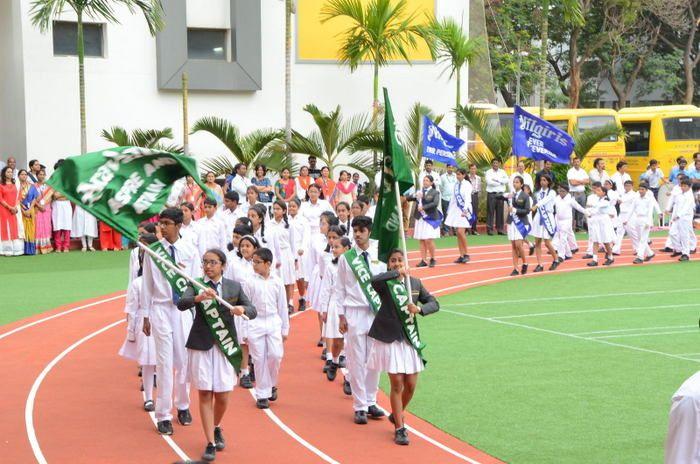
[
  {"x1": 485, "y1": 168, "x2": 509, "y2": 193},
  {"x1": 128, "y1": 248, "x2": 140, "y2": 285},
  {"x1": 509, "y1": 171, "x2": 534, "y2": 192},
  {"x1": 589, "y1": 168, "x2": 611, "y2": 185},
  {"x1": 418, "y1": 169, "x2": 437, "y2": 190},
  {"x1": 195, "y1": 215, "x2": 228, "y2": 258},
  {"x1": 567, "y1": 167, "x2": 589, "y2": 193},
  {"x1": 224, "y1": 253, "x2": 255, "y2": 284},
  {"x1": 672, "y1": 190, "x2": 696, "y2": 219},
  {"x1": 451, "y1": 179, "x2": 474, "y2": 213},
  {"x1": 587, "y1": 195, "x2": 612, "y2": 219},
  {"x1": 640, "y1": 168, "x2": 664, "y2": 188},
  {"x1": 179, "y1": 220, "x2": 200, "y2": 250},
  {"x1": 166, "y1": 178, "x2": 186, "y2": 208},
  {"x1": 267, "y1": 217, "x2": 293, "y2": 270},
  {"x1": 216, "y1": 206, "x2": 244, "y2": 240},
  {"x1": 317, "y1": 259, "x2": 340, "y2": 313},
  {"x1": 534, "y1": 189, "x2": 557, "y2": 215},
  {"x1": 611, "y1": 172, "x2": 632, "y2": 193},
  {"x1": 629, "y1": 193, "x2": 660, "y2": 226},
  {"x1": 288, "y1": 214, "x2": 310, "y2": 256},
  {"x1": 439, "y1": 172, "x2": 457, "y2": 201},
  {"x1": 229, "y1": 175, "x2": 251, "y2": 199},
  {"x1": 618, "y1": 190, "x2": 639, "y2": 222},
  {"x1": 243, "y1": 273, "x2": 289, "y2": 336},
  {"x1": 140, "y1": 238, "x2": 201, "y2": 316},
  {"x1": 665, "y1": 185, "x2": 683, "y2": 213},
  {"x1": 335, "y1": 244, "x2": 387, "y2": 315},
  {"x1": 554, "y1": 194, "x2": 587, "y2": 221},
  {"x1": 299, "y1": 199, "x2": 333, "y2": 234}
]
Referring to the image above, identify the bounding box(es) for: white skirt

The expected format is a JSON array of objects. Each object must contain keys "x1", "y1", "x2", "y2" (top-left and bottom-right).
[
  {"x1": 413, "y1": 218, "x2": 441, "y2": 240},
  {"x1": 308, "y1": 267, "x2": 322, "y2": 311},
  {"x1": 51, "y1": 200, "x2": 73, "y2": 230},
  {"x1": 507, "y1": 222, "x2": 526, "y2": 241},
  {"x1": 589, "y1": 216, "x2": 615, "y2": 244},
  {"x1": 234, "y1": 316, "x2": 249, "y2": 345},
  {"x1": 531, "y1": 212, "x2": 554, "y2": 240},
  {"x1": 118, "y1": 316, "x2": 156, "y2": 366},
  {"x1": 322, "y1": 301, "x2": 342, "y2": 339},
  {"x1": 367, "y1": 338, "x2": 424, "y2": 375},
  {"x1": 445, "y1": 208, "x2": 471, "y2": 229},
  {"x1": 275, "y1": 248, "x2": 296, "y2": 286},
  {"x1": 188, "y1": 346, "x2": 236, "y2": 392},
  {"x1": 71, "y1": 206, "x2": 98, "y2": 238}
]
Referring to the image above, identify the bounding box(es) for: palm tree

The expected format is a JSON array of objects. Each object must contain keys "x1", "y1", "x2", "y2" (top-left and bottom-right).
[
  {"x1": 30, "y1": 0, "x2": 164, "y2": 155},
  {"x1": 320, "y1": 0, "x2": 423, "y2": 169},
  {"x1": 288, "y1": 104, "x2": 383, "y2": 176},
  {"x1": 191, "y1": 117, "x2": 292, "y2": 176},
  {"x1": 284, "y1": 0, "x2": 296, "y2": 150},
  {"x1": 101, "y1": 126, "x2": 182, "y2": 153},
  {"x1": 419, "y1": 17, "x2": 482, "y2": 137}
]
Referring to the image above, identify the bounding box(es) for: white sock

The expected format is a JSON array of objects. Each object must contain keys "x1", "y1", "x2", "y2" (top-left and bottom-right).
[
  {"x1": 326, "y1": 351, "x2": 332, "y2": 361},
  {"x1": 142, "y1": 365, "x2": 156, "y2": 402},
  {"x1": 592, "y1": 254, "x2": 598, "y2": 262},
  {"x1": 87, "y1": 237, "x2": 93, "y2": 247},
  {"x1": 333, "y1": 356, "x2": 339, "y2": 364},
  {"x1": 240, "y1": 368, "x2": 249, "y2": 376},
  {"x1": 81, "y1": 237, "x2": 86, "y2": 248}
]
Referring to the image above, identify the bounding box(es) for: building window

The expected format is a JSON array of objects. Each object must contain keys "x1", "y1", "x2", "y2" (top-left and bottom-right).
[
  {"x1": 187, "y1": 28, "x2": 229, "y2": 60},
  {"x1": 53, "y1": 21, "x2": 104, "y2": 57}
]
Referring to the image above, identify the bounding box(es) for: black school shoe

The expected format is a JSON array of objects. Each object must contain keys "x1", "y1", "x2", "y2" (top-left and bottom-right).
[
  {"x1": 520, "y1": 264, "x2": 528, "y2": 275},
  {"x1": 679, "y1": 255, "x2": 690, "y2": 262},
  {"x1": 177, "y1": 409, "x2": 192, "y2": 426},
  {"x1": 633, "y1": 258, "x2": 643, "y2": 264},
  {"x1": 298, "y1": 298, "x2": 306, "y2": 312},
  {"x1": 394, "y1": 427, "x2": 410, "y2": 446},
  {"x1": 671, "y1": 251, "x2": 682, "y2": 257},
  {"x1": 157, "y1": 420, "x2": 173, "y2": 435},
  {"x1": 214, "y1": 426, "x2": 226, "y2": 451},
  {"x1": 270, "y1": 386, "x2": 278, "y2": 402},
  {"x1": 239, "y1": 374, "x2": 253, "y2": 389},
  {"x1": 202, "y1": 443, "x2": 216, "y2": 462},
  {"x1": 367, "y1": 404, "x2": 385, "y2": 419},
  {"x1": 462, "y1": 255, "x2": 470, "y2": 263},
  {"x1": 320, "y1": 348, "x2": 327, "y2": 360},
  {"x1": 343, "y1": 379, "x2": 352, "y2": 396},
  {"x1": 143, "y1": 400, "x2": 155, "y2": 412},
  {"x1": 256, "y1": 398, "x2": 270, "y2": 409},
  {"x1": 603, "y1": 258, "x2": 614, "y2": 266},
  {"x1": 533, "y1": 265, "x2": 543, "y2": 273},
  {"x1": 644, "y1": 253, "x2": 655, "y2": 262},
  {"x1": 662, "y1": 247, "x2": 673, "y2": 252},
  {"x1": 582, "y1": 254, "x2": 594, "y2": 259},
  {"x1": 510, "y1": 269, "x2": 519, "y2": 276},
  {"x1": 587, "y1": 261, "x2": 598, "y2": 267},
  {"x1": 327, "y1": 362, "x2": 338, "y2": 381},
  {"x1": 416, "y1": 260, "x2": 428, "y2": 268},
  {"x1": 323, "y1": 359, "x2": 332, "y2": 373},
  {"x1": 339, "y1": 355, "x2": 346, "y2": 368},
  {"x1": 529, "y1": 244, "x2": 535, "y2": 256},
  {"x1": 549, "y1": 261, "x2": 559, "y2": 271},
  {"x1": 354, "y1": 410, "x2": 368, "y2": 424},
  {"x1": 429, "y1": 258, "x2": 436, "y2": 268},
  {"x1": 571, "y1": 248, "x2": 579, "y2": 254},
  {"x1": 453, "y1": 256, "x2": 465, "y2": 264}
]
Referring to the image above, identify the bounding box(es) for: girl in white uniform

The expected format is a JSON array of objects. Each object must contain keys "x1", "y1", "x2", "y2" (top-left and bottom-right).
[
  {"x1": 300, "y1": 184, "x2": 334, "y2": 279},
  {"x1": 603, "y1": 180, "x2": 622, "y2": 256},
  {"x1": 288, "y1": 198, "x2": 310, "y2": 311},
  {"x1": 179, "y1": 202, "x2": 201, "y2": 250},
  {"x1": 553, "y1": 185, "x2": 587, "y2": 261},
  {"x1": 530, "y1": 175, "x2": 560, "y2": 272},
  {"x1": 335, "y1": 201, "x2": 354, "y2": 244},
  {"x1": 244, "y1": 248, "x2": 290, "y2": 409},
  {"x1": 614, "y1": 180, "x2": 638, "y2": 255},
  {"x1": 626, "y1": 182, "x2": 659, "y2": 264},
  {"x1": 444, "y1": 168, "x2": 473, "y2": 263},
  {"x1": 224, "y1": 233, "x2": 258, "y2": 389},
  {"x1": 308, "y1": 212, "x2": 339, "y2": 347},
  {"x1": 586, "y1": 182, "x2": 616, "y2": 266},
  {"x1": 268, "y1": 200, "x2": 296, "y2": 313},
  {"x1": 318, "y1": 225, "x2": 346, "y2": 372},
  {"x1": 247, "y1": 204, "x2": 268, "y2": 247},
  {"x1": 506, "y1": 176, "x2": 532, "y2": 276}
]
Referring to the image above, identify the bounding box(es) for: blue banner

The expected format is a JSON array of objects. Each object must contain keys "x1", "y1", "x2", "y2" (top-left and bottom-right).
[
  {"x1": 512, "y1": 106, "x2": 575, "y2": 164},
  {"x1": 422, "y1": 116, "x2": 464, "y2": 166}
]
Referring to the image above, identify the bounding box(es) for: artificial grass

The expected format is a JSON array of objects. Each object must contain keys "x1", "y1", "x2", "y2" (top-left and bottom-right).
[
  {"x1": 0, "y1": 250, "x2": 130, "y2": 325},
  {"x1": 396, "y1": 262, "x2": 700, "y2": 463}
]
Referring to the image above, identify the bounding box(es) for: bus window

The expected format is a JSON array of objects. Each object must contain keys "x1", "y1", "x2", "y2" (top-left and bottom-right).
[
  {"x1": 622, "y1": 122, "x2": 651, "y2": 156},
  {"x1": 548, "y1": 120, "x2": 569, "y2": 132},
  {"x1": 663, "y1": 117, "x2": 700, "y2": 140},
  {"x1": 499, "y1": 114, "x2": 514, "y2": 130},
  {"x1": 577, "y1": 116, "x2": 618, "y2": 141}
]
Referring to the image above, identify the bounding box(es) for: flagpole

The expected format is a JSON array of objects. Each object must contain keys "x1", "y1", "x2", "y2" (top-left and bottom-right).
[
  {"x1": 136, "y1": 241, "x2": 249, "y2": 320},
  {"x1": 393, "y1": 180, "x2": 413, "y2": 296}
]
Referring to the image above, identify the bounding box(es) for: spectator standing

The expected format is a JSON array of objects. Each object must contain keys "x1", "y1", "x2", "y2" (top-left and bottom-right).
[
  {"x1": 567, "y1": 156, "x2": 590, "y2": 231},
  {"x1": 509, "y1": 160, "x2": 534, "y2": 192},
  {"x1": 296, "y1": 166, "x2": 312, "y2": 201},
  {"x1": 251, "y1": 165, "x2": 275, "y2": 205},
  {"x1": 417, "y1": 159, "x2": 437, "y2": 188},
  {"x1": 439, "y1": 164, "x2": 457, "y2": 235},
  {"x1": 308, "y1": 156, "x2": 322, "y2": 180},
  {"x1": 226, "y1": 163, "x2": 251, "y2": 198},
  {"x1": 589, "y1": 158, "x2": 611, "y2": 184},
  {"x1": 640, "y1": 159, "x2": 665, "y2": 199},
  {"x1": 534, "y1": 160, "x2": 556, "y2": 188},
  {"x1": 467, "y1": 164, "x2": 482, "y2": 235},
  {"x1": 485, "y1": 159, "x2": 508, "y2": 235},
  {"x1": 611, "y1": 161, "x2": 632, "y2": 192},
  {"x1": 28, "y1": 160, "x2": 42, "y2": 183},
  {"x1": 669, "y1": 157, "x2": 690, "y2": 185}
]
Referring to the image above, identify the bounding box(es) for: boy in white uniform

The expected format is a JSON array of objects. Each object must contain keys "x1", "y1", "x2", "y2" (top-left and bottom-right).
[
  {"x1": 195, "y1": 198, "x2": 228, "y2": 258},
  {"x1": 141, "y1": 207, "x2": 201, "y2": 435},
  {"x1": 553, "y1": 185, "x2": 587, "y2": 261},
  {"x1": 243, "y1": 248, "x2": 290, "y2": 409},
  {"x1": 613, "y1": 180, "x2": 638, "y2": 255},
  {"x1": 337, "y1": 216, "x2": 388, "y2": 424},
  {"x1": 626, "y1": 182, "x2": 660, "y2": 264},
  {"x1": 669, "y1": 179, "x2": 695, "y2": 261},
  {"x1": 179, "y1": 202, "x2": 200, "y2": 250},
  {"x1": 217, "y1": 191, "x2": 244, "y2": 241}
]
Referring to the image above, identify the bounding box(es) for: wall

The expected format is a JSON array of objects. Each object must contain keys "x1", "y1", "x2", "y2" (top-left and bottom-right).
[{"x1": 15, "y1": 0, "x2": 469, "y2": 172}]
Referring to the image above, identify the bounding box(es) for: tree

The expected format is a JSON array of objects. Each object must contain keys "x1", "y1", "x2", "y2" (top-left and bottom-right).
[
  {"x1": 420, "y1": 17, "x2": 482, "y2": 137},
  {"x1": 286, "y1": 104, "x2": 383, "y2": 176},
  {"x1": 191, "y1": 117, "x2": 291, "y2": 177},
  {"x1": 101, "y1": 126, "x2": 182, "y2": 153},
  {"x1": 30, "y1": 0, "x2": 164, "y2": 154}
]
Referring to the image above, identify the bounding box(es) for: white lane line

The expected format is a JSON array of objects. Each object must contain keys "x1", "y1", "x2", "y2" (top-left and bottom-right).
[
  {"x1": 0, "y1": 293, "x2": 127, "y2": 341},
  {"x1": 492, "y1": 303, "x2": 700, "y2": 320},
  {"x1": 25, "y1": 319, "x2": 126, "y2": 464},
  {"x1": 575, "y1": 325, "x2": 697, "y2": 336},
  {"x1": 675, "y1": 353, "x2": 700, "y2": 356},
  {"x1": 444, "y1": 288, "x2": 696, "y2": 307},
  {"x1": 591, "y1": 330, "x2": 699, "y2": 339},
  {"x1": 141, "y1": 391, "x2": 191, "y2": 462},
  {"x1": 441, "y1": 309, "x2": 700, "y2": 364}
]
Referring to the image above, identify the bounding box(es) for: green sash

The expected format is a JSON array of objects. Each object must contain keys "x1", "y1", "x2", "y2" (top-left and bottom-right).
[
  {"x1": 386, "y1": 278, "x2": 427, "y2": 365},
  {"x1": 194, "y1": 278, "x2": 242, "y2": 372},
  {"x1": 148, "y1": 241, "x2": 189, "y2": 297},
  {"x1": 344, "y1": 248, "x2": 382, "y2": 314}
]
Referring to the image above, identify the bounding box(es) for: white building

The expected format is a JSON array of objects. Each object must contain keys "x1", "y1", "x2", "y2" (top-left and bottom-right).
[{"x1": 0, "y1": 0, "x2": 471, "y2": 173}]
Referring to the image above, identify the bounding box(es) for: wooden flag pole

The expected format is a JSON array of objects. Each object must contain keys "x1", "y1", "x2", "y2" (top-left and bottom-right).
[{"x1": 393, "y1": 180, "x2": 413, "y2": 296}]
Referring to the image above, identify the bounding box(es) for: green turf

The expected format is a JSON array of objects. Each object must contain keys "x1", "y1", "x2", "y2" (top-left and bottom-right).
[
  {"x1": 392, "y1": 261, "x2": 700, "y2": 463},
  {"x1": 0, "y1": 250, "x2": 130, "y2": 325}
]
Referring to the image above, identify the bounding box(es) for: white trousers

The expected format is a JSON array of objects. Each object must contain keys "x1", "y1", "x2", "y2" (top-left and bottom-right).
[
  {"x1": 247, "y1": 329, "x2": 284, "y2": 400},
  {"x1": 553, "y1": 219, "x2": 575, "y2": 258},
  {"x1": 665, "y1": 371, "x2": 700, "y2": 464},
  {"x1": 630, "y1": 220, "x2": 651, "y2": 259},
  {"x1": 670, "y1": 218, "x2": 693, "y2": 255},
  {"x1": 613, "y1": 222, "x2": 627, "y2": 255},
  {"x1": 152, "y1": 304, "x2": 192, "y2": 421},
  {"x1": 344, "y1": 306, "x2": 380, "y2": 412}
]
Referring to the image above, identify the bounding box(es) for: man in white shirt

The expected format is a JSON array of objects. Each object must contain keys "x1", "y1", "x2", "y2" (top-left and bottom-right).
[
  {"x1": 439, "y1": 164, "x2": 457, "y2": 234},
  {"x1": 589, "y1": 158, "x2": 610, "y2": 184},
  {"x1": 417, "y1": 159, "x2": 436, "y2": 189},
  {"x1": 141, "y1": 207, "x2": 201, "y2": 435},
  {"x1": 226, "y1": 163, "x2": 251, "y2": 199},
  {"x1": 485, "y1": 159, "x2": 509, "y2": 235},
  {"x1": 216, "y1": 191, "x2": 244, "y2": 240},
  {"x1": 195, "y1": 198, "x2": 228, "y2": 258},
  {"x1": 567, "y1": 156, "x2": 590, "y2": 231},
  {"x1": 611, "y1": 161, "x2": 632, "y2": 193},
  {"x1": 337, "y1": 216, "x2": 387, "y2": 424},
  {"x1": 640, "y1": 159, "x2": 665, "y2": 199},
  {"x1": 509, "y1": 160, "x2": 534, "y2": 192}
]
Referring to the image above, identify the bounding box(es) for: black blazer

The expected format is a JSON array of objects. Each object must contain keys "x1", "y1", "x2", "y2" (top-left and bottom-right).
[
  {"x1": 506, "y1": 190, "x2": 531, "y2": 225},
  {"x1": 368, "y1": 271, "x2": 439, "y2": 344},
  {"x1": 177, "y1": 278, "x2": 256, "y2": 351},
  {"x1": 406, "y1": 188, "x2": 441, "y2": 221}
]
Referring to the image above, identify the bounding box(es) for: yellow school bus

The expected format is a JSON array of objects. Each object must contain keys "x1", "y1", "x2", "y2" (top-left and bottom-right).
[{"x1": 618, "y1": 106, "x2": 700, "y2": 182}]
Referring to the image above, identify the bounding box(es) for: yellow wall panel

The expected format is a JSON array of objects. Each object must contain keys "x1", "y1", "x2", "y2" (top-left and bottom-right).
[{"x1": 297, "y1": 0, "x2": 435, "y2": 62}]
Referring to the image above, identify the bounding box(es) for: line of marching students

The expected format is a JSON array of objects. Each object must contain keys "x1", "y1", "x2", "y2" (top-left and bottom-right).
[
  {"x1": 506, "y1": 173, "x2": 696, "y2": 276},
  {"x1": 118, "y1": 184, "x2": 440, "y2": 462}
]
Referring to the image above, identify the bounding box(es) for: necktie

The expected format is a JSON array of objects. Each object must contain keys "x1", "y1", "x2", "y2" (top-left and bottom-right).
[
  {"x1": 361, "y1": 251, "x2": 369, "y2": 267},
  {"x1": 169, "y1": 245, "x2": 180, "y2": 304}
]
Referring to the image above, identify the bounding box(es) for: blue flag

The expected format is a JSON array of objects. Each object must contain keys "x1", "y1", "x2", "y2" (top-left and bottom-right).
[
  {"x1": 422, "y1": 116, "x2": 464, "y2": 166},
  {"x1": 512, "y1": 106, "x2": 575, "y2": 164}
]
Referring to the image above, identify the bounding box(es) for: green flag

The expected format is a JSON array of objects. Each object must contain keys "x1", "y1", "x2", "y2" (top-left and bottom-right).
[
  {"x1": 370, "y1": 88, "x2": 415, "y2": 263},
  {"x1": 47, "y1": 146, "x2": 208, "y2": 241}
]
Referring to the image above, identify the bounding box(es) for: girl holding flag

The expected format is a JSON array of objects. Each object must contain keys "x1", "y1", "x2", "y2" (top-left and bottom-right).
[
  {"x1": 506, "y1": 175, "x2": 532, "y2": 276},
  {"x1": 178, "y1": 248, "x2": 256, "y2": 462},
  {"x1": 444, "y1": 168, "x2": 473, "y2": 264},
  {"x1": 367, "y1": 248, "x2": 439, "y2": 445},
  {"x1": 530, "y1": 175, "x2": 560, "y2": 272},
  {"x1": 407, "y1": 175, "x2": 441, "y2": 268}
]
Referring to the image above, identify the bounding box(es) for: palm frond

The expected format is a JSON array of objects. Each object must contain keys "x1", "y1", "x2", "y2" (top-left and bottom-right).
[
  {"x1": 572, "y1": 124, "x2": 625, "y2": 160},
  {"x1": 201, "y1": 155, "x2": 236, "y2": 177},
  {"x1": 286, "y1": 130, "x2": 324, "y2": 158},
  {"x1": 131, "y1": 128, "x2": 175, "y2": 148},
  {"x1": 101, "y1": 126, "x2": 131, "y2": 146},
  {"x1": 456, "y1": 104, "x2": 512, "y2": 163},
  {"x1": 191, "y1": 117, "x2": 244, "y2": 161}
]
